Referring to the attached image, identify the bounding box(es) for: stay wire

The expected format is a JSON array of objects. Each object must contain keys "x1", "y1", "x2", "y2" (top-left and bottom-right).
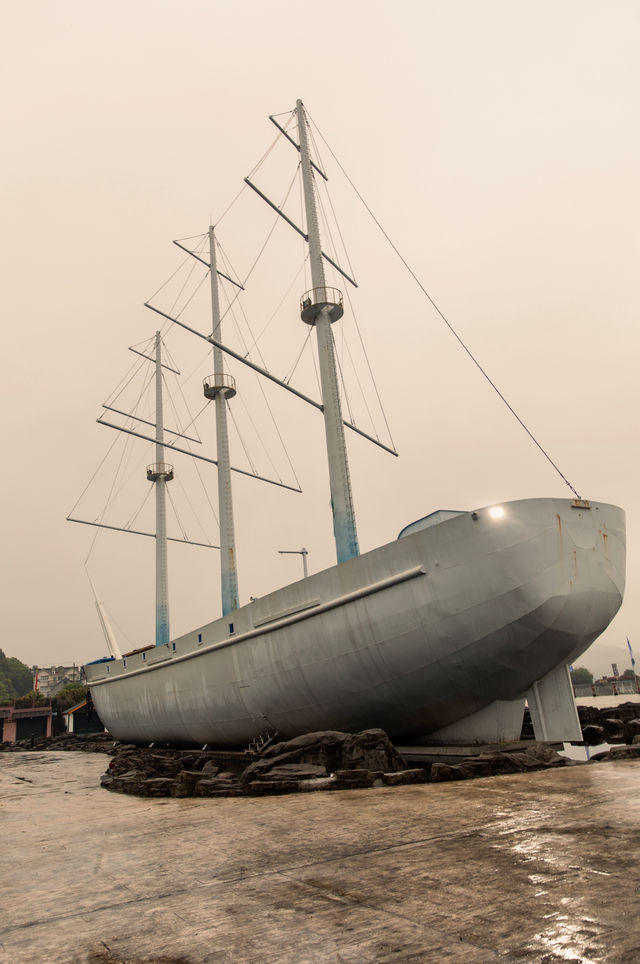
[
  {"x1": 215, "y1": 113, "x2": 295, "y2": 227},
  {"x1": 162, "y1": 361, "x2": 204, "y2": 446},
  {"x1": 244, "y1": 259, "x2": 307, "y2": 362},
  {"x1": 124, "y1": 482, "x2": 153, "y2": 531},
  {"x1": 343, "y1": 286, "x2": 397, "y2": 450},
  {"x1": 285, "y1": 325, "x2": 314, "y2": 385},
  {"x1": 216, "y1": 240, "x2": 271, "y2": 371},
  {"x1": 166, "y1": 485, "x2": 189, "y2": 543},
  {"x1": 335, "y1": 316, "x2": 378, "y2": 440},
  {"x1": 228, "y1": 402, "x2": 259, "y2": 477},
  {"x1": 220, "y1": 165, "x2": 300, "y2": 325},
  {"x1": 104, "y1": 353, "x2": 148, "y2": 409},
  {"x1": 305, "y1": 129, "x2": 394, "y2": 450},
  {"x1": 146, "y1": 252, "x2": 193, "y2": 305},
  {"x1": 309, "y1": 112, "x2": 581, "y2": 499},
  {"x1": 214, "y1": 184, "x2": 246, "y2": 228},
  {"x1": 171, "y1": 239, "x2": 207, "y2": 317},
  {"x1": 316, "y1": 170, "x2": 357, "y2": 285},
  {"x1": 331, "y1": 327, "x2": 356, "y2": 427}
]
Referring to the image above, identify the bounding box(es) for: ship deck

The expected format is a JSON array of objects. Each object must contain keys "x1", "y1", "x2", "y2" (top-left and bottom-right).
[{"x1": 2, "y1": 750, "x2": 640, "y2": 962}]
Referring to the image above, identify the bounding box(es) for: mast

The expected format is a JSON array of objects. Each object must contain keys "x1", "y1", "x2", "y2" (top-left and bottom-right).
[
  {"x1": 204, "y1": 226, "x2": 239, "y2": 616},
  {"x1": 296, "y1": 99, "x2": 359, "y2": 564},
  {"x1": 146, "y1": 331, "x2": 173, "y2": 644}
]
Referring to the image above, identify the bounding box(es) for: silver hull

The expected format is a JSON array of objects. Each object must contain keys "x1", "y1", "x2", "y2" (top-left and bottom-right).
[{"x1": 85, "y1": 498, "x2": 625, "y2": 746}]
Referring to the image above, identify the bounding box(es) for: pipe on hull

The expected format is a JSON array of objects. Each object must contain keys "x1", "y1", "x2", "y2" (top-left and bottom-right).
[{"x1": 86, "y1": 498, "x2": 625, "y2": 746}]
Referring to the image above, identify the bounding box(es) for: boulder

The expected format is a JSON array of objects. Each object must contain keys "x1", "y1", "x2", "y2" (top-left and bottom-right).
[
  {"x1": 245, "y1": 779, "x2": 301, "y2": 796},
  {"x1": 623, "y1": 719, "x2": 640, "y2": 744},
  {"x1": 140, "y1": 777, "x2": 177, "y2": 797},
  {"x1": 340, "y1": 729, "x2": 407, "y2": 773},
  {"x1": 332, "y1": 769, "x2": 380, "y2": 789},
  {"x1": 430, "y1": 763, "x2": 467, "y2": 782},
  {"x1": 193, "y1": 778, "x2": 243, "y2": 797},
  {"x1": 607, "y1": 745, "x2": 640, "y2": 761},
  {"x1": 200, "y1": 761, "x2": 220, "y2": 777},
  {"x1": 582, "y1": 724, "x2": 605, "y2": 746},
  {"x1": 260, "y1": 763, "x2": 327, "y2": 781},
  {"x1": 262, "y1": 730, "x2": 348, "y2": 759},
  {"x1": 602, "y1": 718, "x2": 625, "y2": 742},
  {"x1": 172, "y1": 770, "x2": 204, "y2": 798},
  {"x1": 381, "y1": 769, "x2": 429, "y2": 786}
]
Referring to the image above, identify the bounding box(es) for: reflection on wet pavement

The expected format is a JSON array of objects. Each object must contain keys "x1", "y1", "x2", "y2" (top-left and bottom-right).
[{"x1": 1, "y1": 751, "x2": 640, "y2": 962}]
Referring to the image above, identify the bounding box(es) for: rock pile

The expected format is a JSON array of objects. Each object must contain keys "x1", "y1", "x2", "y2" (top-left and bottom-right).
[
  {"x1": 100, "y1": 729, "x2": 427, "y2": 798},
  {"x1": 98, "y1": 729, "x2": 590, "y2": 797},
  {"x1": 6, "y1": 703, "x2": 640, "y2": 798},
  {"x1": 576, "y1": 702, "x2": 640, "y2": 745},
  {"x1": 0, "y1": 732, "x2": 113, "y2": 753},
  {"x1": 429, "y1": 743, "x2": 568, "y2": 782}
]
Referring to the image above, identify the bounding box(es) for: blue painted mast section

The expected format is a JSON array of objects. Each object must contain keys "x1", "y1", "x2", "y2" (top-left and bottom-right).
[
  {"x1": 296, "y1": 99, "x2": 359, "y2": 564},
  {"x1": 148, "y1": 331, "x2": 173, "y2": 645},
  {"x1": 205, "y1": 226, "x2": 239, "y2": 615}
]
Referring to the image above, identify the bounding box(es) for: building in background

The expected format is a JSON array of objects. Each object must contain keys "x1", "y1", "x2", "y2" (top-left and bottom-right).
[
  {"x1": 0, "y1": 701, "x2": 52, "y2": 742},
  {"x1": 63, "y1": 698, "x2": 104, "y2": 736},
  {"x1": 32, "y1": 664, "x2": 82, "y2": 699}
]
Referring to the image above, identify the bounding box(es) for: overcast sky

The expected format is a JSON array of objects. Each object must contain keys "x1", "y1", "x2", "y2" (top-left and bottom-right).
[{"x1": 2, "y1": 0, "x2": 638, "y2": 679}]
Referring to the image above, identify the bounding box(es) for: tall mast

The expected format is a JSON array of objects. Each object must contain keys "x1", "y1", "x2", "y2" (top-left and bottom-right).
[
  {"x1": 296, "y1": 99, "x2": 359, "y2": 564},
  {"x1": 204, "y1": 226, "x2": 239, "y2": 615},
  {"x1": 147, "y1": 331, "x2": 173, "y2": 644}
]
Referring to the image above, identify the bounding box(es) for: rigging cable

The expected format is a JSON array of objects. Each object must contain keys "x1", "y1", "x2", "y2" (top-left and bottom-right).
[
  {"x1": 227, "y1": 402, "x2": 260, "y2": 477},
  {"x1": 300, "y1": 142, "x2": 394, "y2": 449},
  {"x1": 308, "y1": 112, "x2": 582, "y2": 500},
  {"x1": 158, "y1": 366, "x2": 221, "y2": 531},
  {"x1": 216, "y1": 239, "x2": 270, "y2": 370},
  {"x1": 333, "y1": 314, "x2": 378, "y2": 440},
  {"x1": 146, "y1": 251, "x2": 194, "y2": 305},
  {"x1": 214, "y1": 245, "x2": 303, "y2": 488},
  {"x1": 124, "y1": 483, "x2": 153, "y2": 531},
  {"x1": 284, "y1": 324, "x2": 314, "y2": 385},
  {"x1": 330, "y1": 326, "x2": 356, "y2": 428},
  {"x1": 104, "y1": 353, "x2": 148, "y2": 410},
  {"x1": 219, "y1": 164, "x2": 301, "y2": 324},
  {"x1": 343, "y1": 286, "x2": 397, "y2": 449},
  {"x1": 173, "y1": 450, "x2": 220, "y2": 536},
  {"x1": 162, "y1": 357, "x2": 205, "y2": 446},
  {"x1": 172, "y1": 236, "x2": 209, "y2": 318},
  {"x1": 166, "y1": 484, "x2": 189, "y2": 543},
  {"x1": 84, "y1": 431, "x2": 134, "y2": 564}
]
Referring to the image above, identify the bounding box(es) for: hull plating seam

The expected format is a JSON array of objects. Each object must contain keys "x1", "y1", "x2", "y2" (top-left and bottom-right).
[{"x1": 88, "y1": 565, "x2": 426, "y2": 688}]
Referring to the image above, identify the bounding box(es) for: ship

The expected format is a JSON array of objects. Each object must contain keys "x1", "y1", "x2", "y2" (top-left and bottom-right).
[{"x1": 78, "y1": 100, "x2": 626, "y2": 748}]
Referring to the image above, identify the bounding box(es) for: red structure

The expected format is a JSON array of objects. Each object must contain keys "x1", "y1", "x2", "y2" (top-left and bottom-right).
[{"x1": 0, "y1": 701, "x2": 53, "y2": 743}]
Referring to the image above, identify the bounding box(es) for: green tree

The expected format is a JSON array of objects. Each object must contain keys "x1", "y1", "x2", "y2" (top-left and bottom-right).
[
  {"x1": 0, "y1": 649, "x2": 33, "y2": 700},
  {"x1": 571, "y1": 666, "x2": 594, "y2": 684},
  {"x1": 5, "y1": 657, "x2": 33, "y2": 695},
  {"x1": 621, "y1": 668, "x2": 638, "y2": 679},
  {"x1": 14, "y1": 690, "x2": 49, "y2": 708},
  {"x1": 0, "y1": 679, "x2": 13, "y2": 705},
  {"x1": 54, "y1": 683, "x2": 89, "y2": 714}
]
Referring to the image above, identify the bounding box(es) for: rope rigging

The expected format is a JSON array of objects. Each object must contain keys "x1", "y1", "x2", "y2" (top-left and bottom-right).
[{"x1": 306, "y1": 109, "x2": 582, "y2": 501}]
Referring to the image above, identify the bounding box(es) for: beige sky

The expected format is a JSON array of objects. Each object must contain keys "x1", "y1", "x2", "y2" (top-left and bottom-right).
[{"x1": 1, "y1": 0, "x2": 638, "y2": 679}]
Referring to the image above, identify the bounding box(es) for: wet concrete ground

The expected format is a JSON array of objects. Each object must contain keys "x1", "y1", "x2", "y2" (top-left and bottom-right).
[{"x1": 2, "y1": 751, "x2": 640, "y2": 963}]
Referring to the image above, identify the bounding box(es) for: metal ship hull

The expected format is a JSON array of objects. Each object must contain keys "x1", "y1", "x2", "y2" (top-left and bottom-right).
[{"x1": 85, "y1": 497, "x2": 625, "y2": 747}]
